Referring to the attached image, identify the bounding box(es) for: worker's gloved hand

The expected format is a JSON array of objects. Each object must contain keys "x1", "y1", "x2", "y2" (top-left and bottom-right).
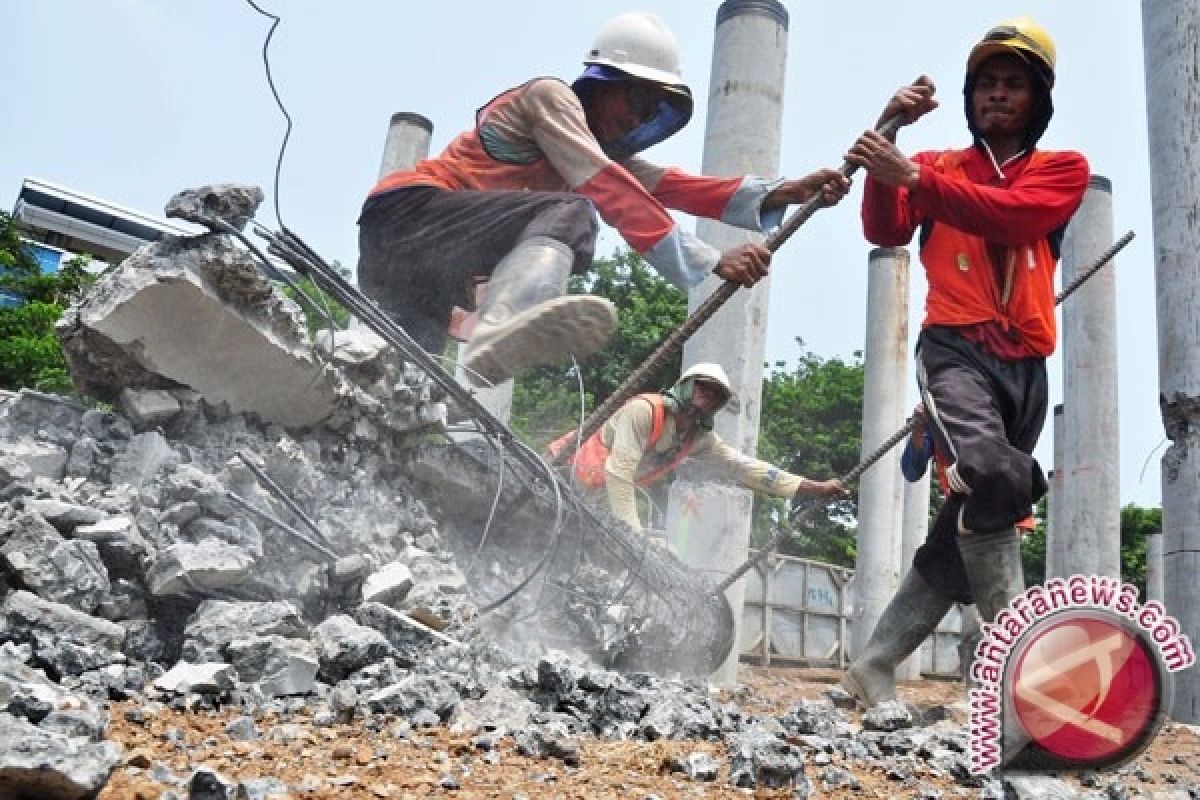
[{"x1": 715, "y1": 243, "x2": 771, "y2": 288}]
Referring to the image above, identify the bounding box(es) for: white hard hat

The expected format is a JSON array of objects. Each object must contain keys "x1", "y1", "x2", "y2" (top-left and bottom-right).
[
  {"x1": 584, "y1": 11, "x2": 685, "y2": 88},
  {"x1": 679, "y1": 362, "x2": 733, "y2": 396}
]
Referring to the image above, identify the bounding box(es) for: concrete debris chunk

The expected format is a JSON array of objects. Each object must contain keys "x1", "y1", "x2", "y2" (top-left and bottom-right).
[
  {"x1": 727, "y1": 724, "x2": 807, "y2": 790},
  {"x1": 225, "y1": 635, "x2": 318, "y2": 698},
  {"x1": 153, "y1": 661, "x2": 237, "y2": 694},
  {"x1": 0, "y1": 591, "x2": 125, "y2": 676},
  {"x1": 165, "y1": 183, "x2": 263, "y2": 232},
  {"x1": 450, "y1": 685, "x2": 538, "y2": 736},
  {"x1": 181, "y1": 600, "x2": 308, "y2": 663},
  {"x1": 0, "y1": 712, "x2": 123, "y2": 800},
  {"x1": 0, "y1": 440, "x2": 69, "y2": 483},
  {"x1": 312, "y1": 614, "x2": 394, "y2": 683},
  {"x1": 21, "y1": 499, "x2": 105, "y2": 533},
  {"x1": 146, "y1": 539, "x2": 255, "y2": 596},
  {"x1": 361, "y1": 560, "x2": 414, "y2": 607},
  {"x1": 1, "y1": 512, "x2": 111, "y2": 614},
  {"x1": 118, "y1": 388, "x2": 182, "y2": 431}
]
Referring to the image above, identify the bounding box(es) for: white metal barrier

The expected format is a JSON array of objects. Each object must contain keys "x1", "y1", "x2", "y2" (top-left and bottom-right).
[{"x1": 738, "y1": 550, "x2": 967, "y2": 678}]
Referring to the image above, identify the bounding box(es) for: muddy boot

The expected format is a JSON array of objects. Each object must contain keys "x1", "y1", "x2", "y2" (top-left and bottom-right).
[
  {"x1": 460, "y1": 236, "x2": 616, "y2": 387},
  {"x1": 957, "y1": 525, "x2": 1030, "y2": 762},
  {"x1": 842, "y1": 569, "x2": 953, "y2": 708},
  {"x1": 956, "y1": 526, "x2": 1025, "y2": 623},
  {"x1": 957, "y1": 604, "x2": 982, "y2": 683}
]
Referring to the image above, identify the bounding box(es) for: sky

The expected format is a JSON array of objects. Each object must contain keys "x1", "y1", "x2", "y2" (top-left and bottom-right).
[{"x1": 3, "y1": 1, "x2": 1163, "y2": 507}]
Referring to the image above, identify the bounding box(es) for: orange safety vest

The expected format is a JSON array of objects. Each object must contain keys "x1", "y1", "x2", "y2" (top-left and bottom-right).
[
  {"x1": 920, "y1": 150, "x2": 1059, "y2": 357},
  {"x1": 545, "y1": 394, "x2": 695, "y2": 489}
]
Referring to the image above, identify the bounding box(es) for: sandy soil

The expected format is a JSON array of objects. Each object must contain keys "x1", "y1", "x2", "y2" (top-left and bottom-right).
[{"x1": 97, "y1": 666, "x2": 1200, "y2": 799}]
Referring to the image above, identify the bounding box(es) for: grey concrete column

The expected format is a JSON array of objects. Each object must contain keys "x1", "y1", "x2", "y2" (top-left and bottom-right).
[
  {"x1": 1143, "y1": 0, "x2": 1200, "y2": 723},
  {"x1": 664, "y1": 0, "x2": 788, "y2": 685},
  {"x1": 1058, "y1": 176, "x2": 1121, "y2": 579},
  {"x1": 850, "y1": 247, "x2": 911, "y2": 660},
  {"x1": 897, "y1": 466, "x2": 931, "y2": 680},
  {"x1": 1045, "y1": 405, "x2": 1066, "y2": 578},
  {"x1": 360, "y1": 113, "x2": 435, "y2": 339},
  {"x1": 374, "y1": 111, "x2": 512, "y2": 421},
  {"x1": 378, "y1": 112, "x2": 432, "y2": 176},
  {"x1": 1146, "y1": 530, "x2": 1164, "y2": 605}
]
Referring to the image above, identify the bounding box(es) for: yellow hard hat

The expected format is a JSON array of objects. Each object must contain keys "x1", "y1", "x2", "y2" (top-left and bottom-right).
[{"x1": 966, "y1": 16, "x2": 1056, "y2": 86}]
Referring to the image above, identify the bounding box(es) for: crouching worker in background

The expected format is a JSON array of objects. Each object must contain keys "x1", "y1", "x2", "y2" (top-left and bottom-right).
[{"x1": 547, "y1": 363, "x2": 844, "y2": 538}]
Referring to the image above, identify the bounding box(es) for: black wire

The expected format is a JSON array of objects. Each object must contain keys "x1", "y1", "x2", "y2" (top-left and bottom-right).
[{"x1": 244, "y1": 0, "x2": 291, "y2": 229}]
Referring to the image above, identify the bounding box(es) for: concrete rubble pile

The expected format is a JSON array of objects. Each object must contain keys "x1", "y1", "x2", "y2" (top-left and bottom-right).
[{"x1": 0, "y1": 185, "x2": 1195, "y2": 799}]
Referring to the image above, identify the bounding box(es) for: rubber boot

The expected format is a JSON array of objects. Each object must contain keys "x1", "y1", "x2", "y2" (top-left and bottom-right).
[
  {"x1": 956, "y1": 525, "x2": 1029, "y2": 763},
  {"x1": 956, "y1": 526, "x2": 1025, "y2": 623},
  {"x1": 842, "y1": 568, "x2": 953, "y2": 708},
  {"x1": 460, "y1": 236, "x2": 617, "y2": 387}
]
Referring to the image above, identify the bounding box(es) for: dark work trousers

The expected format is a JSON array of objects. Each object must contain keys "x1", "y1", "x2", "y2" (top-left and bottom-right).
[
  {"x1": 356, "y1": 186, "x2": 598, "y2": 355},
  {"x1": 912, "y1": 325, "x2": 1049, "y2": 603}
]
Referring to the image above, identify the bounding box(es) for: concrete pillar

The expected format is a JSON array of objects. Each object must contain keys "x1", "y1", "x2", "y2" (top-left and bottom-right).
[
  {"x1": 663, "y1": 0, "x2": 788, "y2": 685},
  {"x1": 1143, "y1": 0, "x2": 1200, "y2": 723},
  {"x1": 850, "y1": 247, "x2": 911, "y2": 660},
  {"x1": 373, "y1": 111, "x2": 513, "y2": 421},
  {"x1": 1058, "y1": 177, "x2": 1121, "y2": 579},
  {"x1": 1045, "y1": 405, "x2": 1067, "y2": 578},
  {"x1": 897, "y1": 467, "x2": 931, "y2": 680},
  {"x1": 378, "y1": 112, "x2": 432, "y2": 176},
  {"x1": 1146, "y1": 530, "x2": 1164, "y2": 605}
]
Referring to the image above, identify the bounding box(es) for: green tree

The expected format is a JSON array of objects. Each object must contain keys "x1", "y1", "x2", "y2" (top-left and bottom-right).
[
  {"x1": 1021, "y1": 500, "x2": 1158, "y2": 598},
  {"x1": 0, "y1": 211, "x2": 95, "y2": 393},
  {"x1": 1118, "y1": 503, "x2": 1159, "y2": 599},
  {"x1": 1021, "y1": 497, "x2": 1049, "y2": 587},
  {"x1": 283, "y1": 273, "x2": 351, "y2": 335},
  {"x1": 756, "y1": 344, "x2": 864, "y2": 566}
]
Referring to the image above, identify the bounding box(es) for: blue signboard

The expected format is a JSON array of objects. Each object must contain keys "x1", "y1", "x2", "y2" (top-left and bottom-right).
[{"x1": 27, "y1": 242, "x2": 63, "y2": 274}]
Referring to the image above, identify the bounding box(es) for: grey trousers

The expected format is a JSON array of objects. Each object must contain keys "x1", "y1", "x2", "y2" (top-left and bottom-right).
[{"x1": 356, "y1": 186, "x2": 598, "y2": 354}]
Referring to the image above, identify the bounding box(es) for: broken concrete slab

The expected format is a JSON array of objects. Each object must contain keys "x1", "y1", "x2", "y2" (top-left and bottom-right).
[{"x1": 57, "y1": 233, "x2": 343, "y2": 427}]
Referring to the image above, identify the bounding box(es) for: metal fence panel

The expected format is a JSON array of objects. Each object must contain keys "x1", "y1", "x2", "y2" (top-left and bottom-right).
[{"x1": 740, "y1": 550, "x2": 965, "y2": 678}]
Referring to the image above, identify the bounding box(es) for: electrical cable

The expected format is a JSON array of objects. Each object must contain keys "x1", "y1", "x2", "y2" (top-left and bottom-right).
[{"x1": 243, "y1": 0, "x2": 292, "y2": 229}]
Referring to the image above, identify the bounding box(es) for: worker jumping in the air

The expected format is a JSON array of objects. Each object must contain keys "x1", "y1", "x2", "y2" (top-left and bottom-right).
[{"x1": 355, "y1": 11, "x2": 848, "y2": 386}]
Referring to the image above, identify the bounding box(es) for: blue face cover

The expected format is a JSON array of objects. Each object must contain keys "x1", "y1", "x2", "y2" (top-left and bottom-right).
[{"x1": 572, "y1": 65, "x2": 693, "y2": 160}]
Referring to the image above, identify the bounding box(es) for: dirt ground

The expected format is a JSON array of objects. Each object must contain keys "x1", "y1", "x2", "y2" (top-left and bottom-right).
[{"x1": 98, "y1": 666, "x2": 1200, "y2": 799}]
